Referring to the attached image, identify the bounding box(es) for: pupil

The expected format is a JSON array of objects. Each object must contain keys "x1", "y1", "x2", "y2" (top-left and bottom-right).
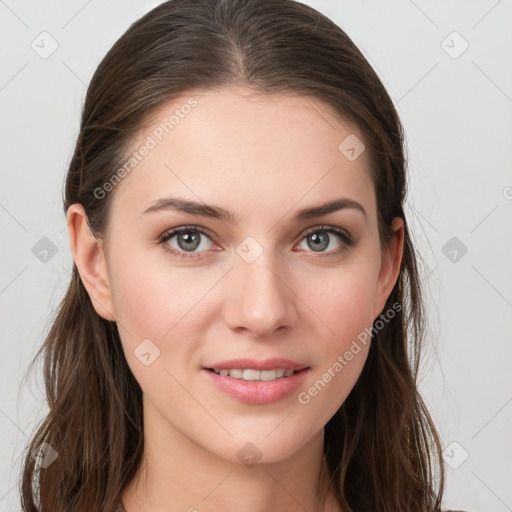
[
  {"x1": 179, "y1": 231, "x2": 200, "y2": 251},
  {"x1": 309, "y1": 232, "x2": 328, "y2": 252}
]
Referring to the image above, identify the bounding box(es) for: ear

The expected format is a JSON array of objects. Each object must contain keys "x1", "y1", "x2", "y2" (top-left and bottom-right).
[
  {"x1": 373, "y1": 217, "x2": 404, "y2": 320},
  {"x1": 66, "y1": 204, "x2": 116, "y2": 321}
]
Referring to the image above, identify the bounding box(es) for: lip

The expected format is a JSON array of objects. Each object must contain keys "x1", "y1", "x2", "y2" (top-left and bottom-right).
[
  {"x1": 204, "y1": 358, "x2": 308, "y2": 371},
  {"x1": 201, "y1": 365, "x2": 310, "y2": 405}
]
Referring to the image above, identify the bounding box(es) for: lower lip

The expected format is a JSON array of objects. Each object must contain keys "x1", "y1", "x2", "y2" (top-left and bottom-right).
[{"x1": 201, "y1": 368, "x2": 310, "y2": 405}]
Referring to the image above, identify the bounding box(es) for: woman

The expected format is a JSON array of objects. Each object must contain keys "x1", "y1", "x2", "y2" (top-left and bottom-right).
[{"x1": 19, "y1": 0, "x2": 458, "y2": 510}]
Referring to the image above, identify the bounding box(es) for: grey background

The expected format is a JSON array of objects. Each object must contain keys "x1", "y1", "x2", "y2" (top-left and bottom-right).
[{"x1": 1, "y1": 1, "x2": 511, "y2": 510}]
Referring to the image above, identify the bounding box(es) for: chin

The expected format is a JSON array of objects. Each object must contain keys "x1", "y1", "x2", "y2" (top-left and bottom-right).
[{"x1": 213, "y1": 428, "x2": 316, "y2": 467}]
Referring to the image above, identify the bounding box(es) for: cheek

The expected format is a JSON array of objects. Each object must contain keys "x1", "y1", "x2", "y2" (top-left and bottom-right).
[
  {"x1": 310, "y1": 279, "x2": 374, "y2": 376},
  {"x1": 109, "y1": 259, "x2": 211, "y2": 402},
  {"x1": 295, "y1": 292, "x2": 372, "y2": 429},
  {"x1": 109, "y1": 251, "x2": 210, "y2": 336},
  {"x1": 109, "y1": 255, "x2": 221, "y2": 377},
  {"x1": 296, "y1": 259, "x2": 378, "y2": 344},
  {"x1": 291, "y1": 262, "x2": 377, "y2": 418}
]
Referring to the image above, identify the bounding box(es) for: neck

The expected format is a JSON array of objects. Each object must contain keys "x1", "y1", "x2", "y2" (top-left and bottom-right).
[{"x1": 120, "y1": 398, "x2": 341, "y2": 512}]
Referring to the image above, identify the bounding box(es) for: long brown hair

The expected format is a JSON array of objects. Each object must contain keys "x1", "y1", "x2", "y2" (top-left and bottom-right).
[{"x1": 18, "y1": 0, "x2": 444, "y2": 510}]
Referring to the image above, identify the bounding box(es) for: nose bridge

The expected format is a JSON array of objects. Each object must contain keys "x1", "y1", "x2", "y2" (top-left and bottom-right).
[{"x1": 224, "y1": 235, "x2": 297, "y2": 337}]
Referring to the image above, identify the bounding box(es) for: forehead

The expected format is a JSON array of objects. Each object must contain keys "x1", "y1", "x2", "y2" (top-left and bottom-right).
[{"x1": 108, "y1": 85, "x2": 375, "y2": 226}]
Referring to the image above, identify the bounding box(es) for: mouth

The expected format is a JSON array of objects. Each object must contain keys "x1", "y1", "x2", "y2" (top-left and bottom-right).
[
  {"x1": 201, "y1": 364, "x2": 310, "y2": 405},
  {"x1": 205, "y1": 367, "x2": 306, "y2": 381}
]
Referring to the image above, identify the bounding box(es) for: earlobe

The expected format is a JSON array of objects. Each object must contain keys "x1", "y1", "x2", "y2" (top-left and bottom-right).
[
  {"x1": 373, "y1": 217, "x2": 404, "y2": 320},
  {"x1": 66, "y1": 204, "x2": 116, "y2": 322}
]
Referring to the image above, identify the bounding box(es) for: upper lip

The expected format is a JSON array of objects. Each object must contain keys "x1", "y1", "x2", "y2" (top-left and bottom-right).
[{"x1": 205, "y1": 358, "x2": 309, "y2": 371}]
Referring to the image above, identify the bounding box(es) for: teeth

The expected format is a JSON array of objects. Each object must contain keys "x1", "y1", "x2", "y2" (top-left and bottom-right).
[
  {"x1": 243, "y1": 369, "x2": 261, "y2": 380},
  {"x1": 229, "y1": 369, "x2": 243, "y2": 379},
  {"x1": 260, "y1": 370, "x2": 277, "y2": 381},
  {"x1": 213, "y1": 368, "x2": 298, "y2": 381}
]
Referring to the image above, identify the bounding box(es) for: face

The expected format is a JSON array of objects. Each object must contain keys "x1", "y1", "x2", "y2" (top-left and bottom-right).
[{"x1": 68, "y1": 85, "x2": 403, "y2": 466}]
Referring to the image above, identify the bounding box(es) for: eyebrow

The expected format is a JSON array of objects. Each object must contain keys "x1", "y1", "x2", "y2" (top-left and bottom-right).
[{"x1": 142, "y1": 196, "x2": 367, "y2": 223}]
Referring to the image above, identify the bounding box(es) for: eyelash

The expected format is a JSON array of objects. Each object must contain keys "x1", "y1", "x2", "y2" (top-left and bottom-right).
[{"x1": 157, "y1": 224, "x2": 355, "y2": 260}]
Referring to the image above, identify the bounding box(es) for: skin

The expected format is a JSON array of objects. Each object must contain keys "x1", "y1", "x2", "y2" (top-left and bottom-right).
[{"x1": 67, "y1": 85, "x2": 404, "y2": 512}]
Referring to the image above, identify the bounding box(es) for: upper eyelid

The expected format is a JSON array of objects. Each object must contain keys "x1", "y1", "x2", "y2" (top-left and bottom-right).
[
  {"x1": 301, "y1": 224, "x2": 351, "y2": 238},
  {"x1": 160, "y1": 225, "x2": 217, "y2": 243}
]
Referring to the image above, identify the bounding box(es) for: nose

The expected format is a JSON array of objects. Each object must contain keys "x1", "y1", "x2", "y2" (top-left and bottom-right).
[{"x1": 223, "y1": 252, "x2": 298, "y2": 339}]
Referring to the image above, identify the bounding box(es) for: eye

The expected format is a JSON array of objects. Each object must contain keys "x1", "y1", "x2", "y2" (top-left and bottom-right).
[
  {"x1": 158, "y1": 225, "x2": 218, "y2": 260},
  {"x1": 157, "y1": 224, "x2": 355, "y2": 260},
  {"x1": 295, "y1": 225, "x2": 355, "y2": 256}
]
